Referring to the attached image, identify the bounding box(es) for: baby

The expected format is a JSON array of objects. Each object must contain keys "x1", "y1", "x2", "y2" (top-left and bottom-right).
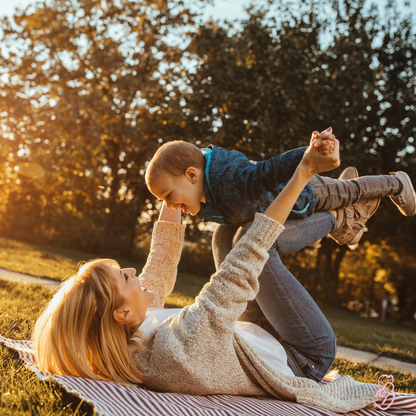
[{"x1": 145, "y1": 131, "x2": 416, "y2": 245}]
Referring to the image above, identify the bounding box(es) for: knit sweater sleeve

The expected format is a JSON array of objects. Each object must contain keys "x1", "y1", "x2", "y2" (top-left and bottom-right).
[
  {"x1": 179, "y1": 213, "x2": 285, "y2": 333},
  {"x1": 138, "y1": 220, "x2": 186, "y2": 309}
]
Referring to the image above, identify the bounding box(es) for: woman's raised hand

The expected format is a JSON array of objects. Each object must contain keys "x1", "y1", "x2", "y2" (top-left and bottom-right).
[
  {"x1": 311, "y1": 127, "x2": 336, "y2": 155},
  {"x1": 301, "y1": 133, "x2": 340, "y2": 176}
]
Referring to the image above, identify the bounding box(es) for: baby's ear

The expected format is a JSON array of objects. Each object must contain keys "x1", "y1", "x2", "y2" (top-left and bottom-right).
[{"x1": 185, "y1": 167, "x2": 199, "y2": 183}]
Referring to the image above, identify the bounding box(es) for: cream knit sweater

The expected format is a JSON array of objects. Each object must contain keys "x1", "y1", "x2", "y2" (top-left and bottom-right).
[{"x1": 135, "y1": 213, "x2": 380, "y2": 413}]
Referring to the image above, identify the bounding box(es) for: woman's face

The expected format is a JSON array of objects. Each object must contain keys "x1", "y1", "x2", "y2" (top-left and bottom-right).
[{"x1": 112, "y1": 267, "x2": 155, "y2": 325}]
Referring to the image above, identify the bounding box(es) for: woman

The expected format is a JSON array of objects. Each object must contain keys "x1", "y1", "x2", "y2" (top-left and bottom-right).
[{"x1": 32, "y1": 140, "x2": 381, "y2": 413}]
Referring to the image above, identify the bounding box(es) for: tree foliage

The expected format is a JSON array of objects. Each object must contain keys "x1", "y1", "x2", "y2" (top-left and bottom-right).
[
  {"x1": 0, "y1": 0, "x2": 415, "y2": 319},
  {"x1": 0, "y1": 0, "x2": 204, "y2": 253}
]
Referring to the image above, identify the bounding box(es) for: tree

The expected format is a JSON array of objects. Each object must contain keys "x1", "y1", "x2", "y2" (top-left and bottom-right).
[
  {"x1": 179, "y1": 0, "x2": 416, "y2": 311},
  {"x1": 1, "y1": 0, "x2": 415, "y2": 318},
  {"x1": 0, "y1": 0, "x2": 207, "y2": 253}
]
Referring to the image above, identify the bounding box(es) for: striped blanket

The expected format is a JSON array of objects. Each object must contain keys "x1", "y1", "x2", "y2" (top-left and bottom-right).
[{"x1": 2, "y1": 336, "x2": 415, "y2": 416}]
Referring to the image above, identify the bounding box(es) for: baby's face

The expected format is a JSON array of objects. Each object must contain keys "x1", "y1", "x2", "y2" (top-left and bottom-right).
[{"x1": 149, "y1": 169, "x2": 205, "y2": 215}]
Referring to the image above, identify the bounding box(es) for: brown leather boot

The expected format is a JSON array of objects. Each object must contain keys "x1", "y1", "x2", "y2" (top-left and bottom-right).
[
  {"x1": 328, "y1": 167, "x2": 381, "y2": 245},
  {"x1": 338, "y1": 166, "x2": 358, "y2": 181},
  {"x1": 309, "y1": 167, "x2": 359, "y2": 248}
]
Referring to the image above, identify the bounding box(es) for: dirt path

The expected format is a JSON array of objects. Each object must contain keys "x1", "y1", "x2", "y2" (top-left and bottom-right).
[{"x1": 0, "y1": 267, "x2": 60, "y2": 290}]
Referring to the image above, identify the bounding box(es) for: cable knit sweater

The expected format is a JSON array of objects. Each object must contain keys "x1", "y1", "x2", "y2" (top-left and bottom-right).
[{"x1": 135, "y1": 213, "x2": 380, "y2": 414}]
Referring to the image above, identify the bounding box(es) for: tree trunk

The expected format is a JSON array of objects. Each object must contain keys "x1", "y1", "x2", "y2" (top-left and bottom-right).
[
  {"x1": 317, "y1": 238, "x2": 348, "y2": 307},
  {"x1": 127, "y1": 183, "x2": 149, "y2": 258},
  {"x1": 367, "y1": 269, "x2": 376, "y2": 317},
  {"x1": 105, "y1": 140, "x2": 121, "y2": 238}
]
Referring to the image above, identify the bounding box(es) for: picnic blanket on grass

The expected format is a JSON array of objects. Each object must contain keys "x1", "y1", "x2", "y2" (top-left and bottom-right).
[{"x1": 2, "y1": 336, "x2": 416, "y2": 416}]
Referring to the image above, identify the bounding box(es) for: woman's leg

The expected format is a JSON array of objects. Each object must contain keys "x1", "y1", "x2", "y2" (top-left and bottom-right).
[
  {"x1": 231, "y1": 211, "x2": 338, "y2": 382},
  {"x1": 212, "y1": 211, "x2": 336, "y2": 270},
  {"x1": 212, "y1": 224, "x2": 238, "y2": 270}
]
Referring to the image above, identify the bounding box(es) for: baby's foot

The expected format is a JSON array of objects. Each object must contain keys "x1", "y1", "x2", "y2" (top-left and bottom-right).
[
  {"x1": 328, "y1": 198, "x2": 381, "y2": 245},
  {"x1": 389, "y1": 171, "x2": 416, "y2": 216},
  {"x1": 338, "y1": 166, "x2": 358, "y2": 181},
  {"x1": 328, "y1": 167, "x2": 380, "y2": 245}
]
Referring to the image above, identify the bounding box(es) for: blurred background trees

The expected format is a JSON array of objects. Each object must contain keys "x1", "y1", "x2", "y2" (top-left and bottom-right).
[
  {"x1": 1, "y1": 0, "x2": 415, "y2": 322},
  {"x1": 0, "y1": 0, "x2": 201, "y2": 253}
]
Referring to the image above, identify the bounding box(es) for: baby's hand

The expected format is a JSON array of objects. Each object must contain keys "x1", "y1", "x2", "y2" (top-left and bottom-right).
[
  {"x1": 302, "y1": 134, "x2": 340, "y2": 175},
  {"x1": 311, "y1": 127, "x2": 336, "y2": 155}
]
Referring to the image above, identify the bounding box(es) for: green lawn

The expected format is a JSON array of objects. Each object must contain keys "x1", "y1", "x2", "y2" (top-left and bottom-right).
[
  {"x1": 0, "y1": 279, "x2": 96, "y2": 416},
  {"x1": 320, "y1": 303, "x2": 416, "y2": 364},
  {"x1": 0, "y1": 237, "x2": 89, "y2": 281}
]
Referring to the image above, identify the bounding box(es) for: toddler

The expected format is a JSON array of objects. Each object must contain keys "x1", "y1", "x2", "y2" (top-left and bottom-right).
[{"x1": 145, "y1": 132, "x2": 416, "y2": 245}]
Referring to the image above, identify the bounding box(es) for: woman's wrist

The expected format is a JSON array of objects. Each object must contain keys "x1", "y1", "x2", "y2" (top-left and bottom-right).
[
  {"x1": 295, "y1": 162, "x2": 317, "y2": 181},
  {"x1": 264, "y1": 166, "x2": 311, "y2": 223},
  {"x1": 158, "y1": 202, "x2": 181, "y2": 223}
]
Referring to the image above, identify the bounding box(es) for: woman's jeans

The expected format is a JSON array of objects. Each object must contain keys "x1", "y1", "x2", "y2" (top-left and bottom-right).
[{"x1": 212, "y1": 211, "x2": 339, "y2": 382}]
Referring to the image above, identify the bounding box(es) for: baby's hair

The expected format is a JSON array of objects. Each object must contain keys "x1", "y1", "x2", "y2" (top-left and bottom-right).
[{"x1": 145, "y1": 140, "x2": 205, "y2": 186}]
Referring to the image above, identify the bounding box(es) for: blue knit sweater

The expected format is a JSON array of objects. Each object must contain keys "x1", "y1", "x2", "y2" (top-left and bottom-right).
[{"x1": 199, "y1": 145, "x2": 317, "y2": 225}]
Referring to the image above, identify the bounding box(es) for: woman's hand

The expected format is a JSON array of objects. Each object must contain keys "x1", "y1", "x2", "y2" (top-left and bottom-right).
[
  {"x1": 311, "y1": 127, "x2": 336, "y2": 156},
  {"x1": 300, "y1": 133, "x2": 340, "y2": 177},
  {"x1": 158, "y1": 201, "x2": 182, "y2": 224}
]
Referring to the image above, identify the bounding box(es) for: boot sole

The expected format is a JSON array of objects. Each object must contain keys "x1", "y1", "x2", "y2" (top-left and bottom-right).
[
  {"x1": 338, "y1": 166, "x2": 358, "y2": 181},
  {"x1": 396, "y1": 171, "x2": 416, "y2": 216}
]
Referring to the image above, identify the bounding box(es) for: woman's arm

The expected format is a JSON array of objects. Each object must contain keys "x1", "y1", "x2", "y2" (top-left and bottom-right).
[{"x1": 139, "y1": 202, "x2": 185, "y2": 308}]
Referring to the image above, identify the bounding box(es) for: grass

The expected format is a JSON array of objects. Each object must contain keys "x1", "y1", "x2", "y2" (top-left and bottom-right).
[
  {"x1": 0, "y1": 279, "x2": 415, "y2": 415},
  {"x1": 320, "y1": 304, "x2": 416, "y2": 364},
  {"x1": 0, "y1": 279, "x2": 96, "y2": 416},
  {"x1": 0, "y1": 237, "x2": 209, "y2": 303},
  {"x1": 0, "y1": 237, "x2": 93, "y2": 281}
]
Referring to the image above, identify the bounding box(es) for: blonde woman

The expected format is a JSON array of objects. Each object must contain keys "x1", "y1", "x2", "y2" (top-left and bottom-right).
[{"x1": 32, "y1": 139, "x2": 383, "y2": 413}]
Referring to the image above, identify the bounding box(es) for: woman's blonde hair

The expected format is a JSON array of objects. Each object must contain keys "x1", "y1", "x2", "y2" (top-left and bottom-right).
[{"x1": 32, "y1": 259, "x2": 147, "y2": 387}]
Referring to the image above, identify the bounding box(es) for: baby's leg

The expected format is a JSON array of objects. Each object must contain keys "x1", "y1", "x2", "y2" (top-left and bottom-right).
[
  {"x1": 311, "y1": 173, "x2": 400, "y2": 212},
  {"x1": 312, "y1": 170, "x2": 416, "y2": 244}
]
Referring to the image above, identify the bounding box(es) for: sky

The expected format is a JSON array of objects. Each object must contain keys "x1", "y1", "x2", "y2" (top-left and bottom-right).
[
  {"x1": 0, "y1": 0, "x2": 257, "y2": 20},
  {"x1": 0, "y1": 0, "x2": 414, "y2": 19},
  {"x1": 0, "y1": 0, "x2": 414, "y2": 33}
]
